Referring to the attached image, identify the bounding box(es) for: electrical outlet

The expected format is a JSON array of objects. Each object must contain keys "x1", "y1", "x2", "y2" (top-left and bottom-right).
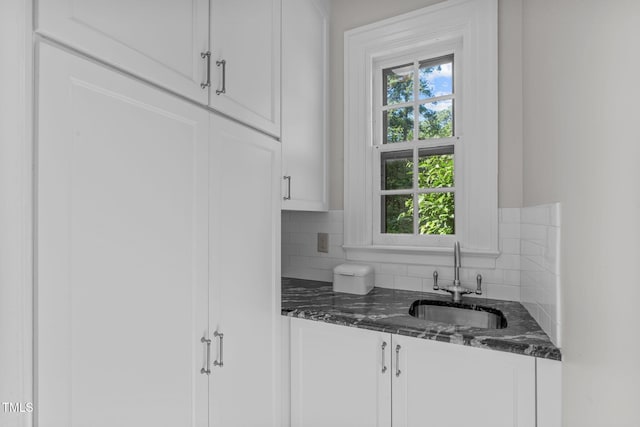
[{"x1": 317, "y1": 232, "x2": 329, "y2": 253}]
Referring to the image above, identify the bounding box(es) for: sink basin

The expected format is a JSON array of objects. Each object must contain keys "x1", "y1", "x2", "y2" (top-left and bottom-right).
[{"x1": 408, "y1": 300, "x2": 507, "y2": 329}]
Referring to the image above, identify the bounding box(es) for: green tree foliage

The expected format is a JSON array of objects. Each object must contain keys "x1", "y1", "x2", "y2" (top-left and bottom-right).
[{"x1": 383, "y1": 63, "x2": 455, "y2": 235}]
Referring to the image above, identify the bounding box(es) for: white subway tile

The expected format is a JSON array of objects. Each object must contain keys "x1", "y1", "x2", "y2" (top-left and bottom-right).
[
  {"x1": 521, "y1": 239, "x2": 544, "y2": 257},
  {"x1": 500, "y1": 207, "x2": 521, "y2": 224},
  {"x1": 395, "y1": 276, "x2": 423, "y2": 292},
  {"x1": 504, "y1": 269, "x2": 521, "y2": 286},
  {"x1": 495, "y1": 254, "x2": 520, "y2": 270},
  {"x1": 329, "y1": 233, "x2": 344, "y2": 246},
  {"x1": 379, "y1": 263, "x2": 408, "y2": 276},
  {"x1": 484, "y1": 284, "x2": 520, "y2": 301},
  {"x1": 375, "y1": 273, "x2": 395, "y2": 289},
  {"x1": 521, "y1": 205, "x2": 550, "y2": 225},
  {"x1": 500, "y1": 238, "x2": 521, "y2": 254},
  {"x1": 521, "y1": 223, "x2": 547, "y2": 245},
  {"x1": 499, "y1": 222, "x2": 520, "y2": 239}
]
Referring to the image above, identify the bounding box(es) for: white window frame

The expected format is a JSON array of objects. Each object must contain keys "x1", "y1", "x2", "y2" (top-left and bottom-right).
[
  {"x1": 372, "y1": 44, "x2": 461, "y2": 247},
  {"x1": 343, "y1": 0, "x2": 498, "y2": 265}
]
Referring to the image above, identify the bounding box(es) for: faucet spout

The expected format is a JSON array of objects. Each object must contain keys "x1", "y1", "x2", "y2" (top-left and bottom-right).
[{"x1": 453, "y1": 241, "x2": 461, "y2": 285}]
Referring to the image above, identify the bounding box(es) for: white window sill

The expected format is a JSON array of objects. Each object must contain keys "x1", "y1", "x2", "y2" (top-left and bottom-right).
[{"x1": 343, "y1": 244, "x2": 500, "y2": 268}]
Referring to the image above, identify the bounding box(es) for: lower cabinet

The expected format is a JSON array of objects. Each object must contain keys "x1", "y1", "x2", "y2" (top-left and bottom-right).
[{"x1": 289, "y1": 317, "x2": 536, "y2": 427}]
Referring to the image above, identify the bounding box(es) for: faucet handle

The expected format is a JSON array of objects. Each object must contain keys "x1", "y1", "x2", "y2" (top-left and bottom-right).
[
  {"x1": 432, "y1": 270, "x2": 439, "y2": 290},
  {"x1": 475, "y1": 274, "x2": 483, "y2": 295}
]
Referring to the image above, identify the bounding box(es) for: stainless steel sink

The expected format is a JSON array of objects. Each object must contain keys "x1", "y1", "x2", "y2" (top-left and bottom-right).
[{"x1": 408, "y1": 300, "x2": 507, "y2": 329}]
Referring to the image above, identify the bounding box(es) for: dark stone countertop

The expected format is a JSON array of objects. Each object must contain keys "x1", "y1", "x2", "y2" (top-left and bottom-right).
[{"x1": 282, "y1": 277, "x2": 561, "y2": 361}]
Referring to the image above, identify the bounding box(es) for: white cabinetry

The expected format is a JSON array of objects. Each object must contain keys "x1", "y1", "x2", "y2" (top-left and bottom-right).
[
  {"x1": 289, "y1": 318, "x2": 537, "y2": 427},
  {"x1": 36, "y1": 0, "x2": 210, "y2": 103},
  {"x1": 209, "y1": 0, "x2": 281, "y2": 137},
  {"x1": 36, "y1": 0, "x2": 282, "y2": 136},
  {"x1": 393, "y1": 335, "x2": 535, "y2": 427},
  {"x1": 290, "y1": 319, "x2": 391, "y2": 427},
  {"x1": 37, "y1": 43, "x2": 210, "y2": 426},
  {"x1": 281, "y1": 0, "x2": 329, "y2": 211},
  {"x1": 36, "y1": 43, "x2": 281, "y2": 427},
  {"x1": 209, "y1": 114, "x2": 282, "y2": 427}
]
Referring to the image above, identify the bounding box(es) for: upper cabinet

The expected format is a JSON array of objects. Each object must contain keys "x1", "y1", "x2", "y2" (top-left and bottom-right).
[
  {"x1": 36, "y1": 0, "x2": 210, "y2": 104},
  {"x1": 209, "y1": 0, "x2": 281, "y2": 137},
  {"x1": 281, "y1": 0, "x2": 329, "y2": 211},
  {"x1": 36, "y1": 0, "x2": 282, "y2": 136}
]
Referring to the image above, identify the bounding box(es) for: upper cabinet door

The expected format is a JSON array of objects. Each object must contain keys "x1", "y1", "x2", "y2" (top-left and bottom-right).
[
  {"x1": 281, "y1": 0, "x2": 329, "y2": 211},
  {"x1": 210, "y1": 0, "x2": 281, "y2": 137},
  {"x1": 36, "y1": 43, "x2": 210, "y2": 427},
  {"x1": 36, "y1": 0, "x2": 210, "y2": 103}
]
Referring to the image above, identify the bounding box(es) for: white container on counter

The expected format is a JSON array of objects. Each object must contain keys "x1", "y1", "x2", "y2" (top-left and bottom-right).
[{"x1": 333, "y1": 264, "x2": 374, "y2": 295}]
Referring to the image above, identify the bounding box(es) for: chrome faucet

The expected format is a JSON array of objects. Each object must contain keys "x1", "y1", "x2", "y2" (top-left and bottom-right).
[{"x1": 433, "y1": 241, "x2": 482, "y2": 303}]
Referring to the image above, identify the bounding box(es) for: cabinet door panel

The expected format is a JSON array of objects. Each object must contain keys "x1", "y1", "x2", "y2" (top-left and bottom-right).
[
  {"x1": 209, "y1": 114, "x2": 281, "y2": 427},
  {"x1": 210, "y1": 0, "x2": 281, "y2": 136},
  {"x1": 392, "y1": 336, "x2": 535, "y2": 427},
  {"x1": 290, "y1": 318, "x2": 392, "y2": 427},
  {"x1": 36, "y1": 0, "x2": 209, "y2": 103},
  {"x1": 281, "y1": 0, "x2": 329, "y2": 211},
  {"x1": 37, "y1": 43, "x2": 209, "y2": 427}
]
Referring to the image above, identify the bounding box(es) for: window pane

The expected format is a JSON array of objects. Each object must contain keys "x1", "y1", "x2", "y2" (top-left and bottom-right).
[
  {"x1": 381, "y1": 195, "x2": 413, "y2": 234},
  {"x1": 384, "y1": 107, "x2": 414, "y2": 143},
  {"x1": 381, "y1": 150, "x2": 413, "y2": 190},
  {"x1": 419, "y1": 100, "x2": 453, "y2": 139},
  {"x1": 383, "y1": 63, "x2": 414, "y2": 106},
  {"x1": 418, "y1": 192, "x2": 455, "y2": 235},
  {"x1": 418, "y1": 146, "x2": 454, "y2": 189},
  {"x1": 419, "y1": 56, "x2": 453, "y2": 99}
]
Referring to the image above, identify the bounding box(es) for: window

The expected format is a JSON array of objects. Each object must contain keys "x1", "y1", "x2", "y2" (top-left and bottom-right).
[
  {"x1": 344, "y1": 0, "x2": 498, "y2": 262},
  {"x1": 375, "y1": 54, "x2": 457, "y2": 242}
]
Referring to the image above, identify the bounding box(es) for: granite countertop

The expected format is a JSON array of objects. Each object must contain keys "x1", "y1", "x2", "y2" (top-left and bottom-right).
[{"x1": 282, "y1": 277, "x2": 561, "y2": 361}]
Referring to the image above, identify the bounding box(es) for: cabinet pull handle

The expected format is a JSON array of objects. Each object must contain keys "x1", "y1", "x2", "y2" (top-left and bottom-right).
[
  {"x1": 283, "y1": 176, "x2": 291, "y2": 200},
  {"x1": 201, "y1": 51, "x2": 211, "y2": 89},
  {"x1": 200, "y1": 336, "x2": 211, "y2": 375},
  {"x1": 215, "y1": 59, "x2": 227, "y2": 95},
  {"x1": 381, "y1": 341, "x2": 388, "y2": 373},
  {"x1": 213, "y1": 331, "x2": 224, "y2": 367},
  {"x1": 395, "y1": 344, "x2": 402, "y2": 377}
]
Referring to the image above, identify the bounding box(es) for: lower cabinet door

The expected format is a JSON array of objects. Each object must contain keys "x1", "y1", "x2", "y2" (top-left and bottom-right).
[
  {"x1": 290, "y1": 318, "x2": 392, "y2": 427},
  {"x1": 37, "y1": 43, "x2": 209, "y2": 427},
  {"x1": 209, "y1": 114, "x2": 282, "y2": 427},
  {"x1": 392, "y1": 335, "x2": 536, "y2": 427}
]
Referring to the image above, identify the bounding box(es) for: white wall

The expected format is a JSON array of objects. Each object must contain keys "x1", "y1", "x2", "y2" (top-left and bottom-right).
[
  {"x1": 522, "y1": 1, "x2": 640, "y2": 425},
  {"x1": 328, "y1": 0, "x2": 524, "y2": 209},
  {"x1": 0, "y1": 1, "x2": 33, "y2": 426}
]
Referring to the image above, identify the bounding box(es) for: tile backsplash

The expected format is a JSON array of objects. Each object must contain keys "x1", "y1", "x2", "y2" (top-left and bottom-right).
[
  {"x1": 520, "y1": 203, "x2": 562, "y2": 348},
  {"x1": 282, "y1": 205, "x2": 561, "y2": 347}
]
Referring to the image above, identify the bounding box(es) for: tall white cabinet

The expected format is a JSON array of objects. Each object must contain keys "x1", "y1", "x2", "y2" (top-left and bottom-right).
[
  {"x1": 37, "y1": 43, "x2": 210, "y2": 427},
  {"x1": 209, "y1": 115, "x2": 282, "y2": 427},
  {"x1": 36, "y1": 41, "x2": 281, "y2": 426},
  {"x1": 281, "y1": 0, "x2": 329, "y2": 211}
]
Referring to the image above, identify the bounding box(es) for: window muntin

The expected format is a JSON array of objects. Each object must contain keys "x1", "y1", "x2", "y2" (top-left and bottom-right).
[{"x1": 376, "y1": 54, "x2": 457, "y2": 238}]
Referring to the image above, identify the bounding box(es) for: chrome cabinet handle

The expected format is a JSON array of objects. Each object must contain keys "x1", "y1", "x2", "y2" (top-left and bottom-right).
[
  {"x1": 283, "y1": 176, "x2": 291, "y2": 200},
  {"x1": 200, "y1": 336, "x2": 211, "y2": 375},
  {"x1": 213, "y1": 331, "x2": 224, "y2": 367},
  {"x1": 201, "y1": 51, "x2": 211, "y2": 89},
  {"x1": 215, "y1": 60, "x2": 226, "y2": 95},
  {"x1": 395, "y1": 345, "x2": 402, "y2": 377},
  {"x1": 381, "y1": 342, "x2": 388, "y2": 373}
]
